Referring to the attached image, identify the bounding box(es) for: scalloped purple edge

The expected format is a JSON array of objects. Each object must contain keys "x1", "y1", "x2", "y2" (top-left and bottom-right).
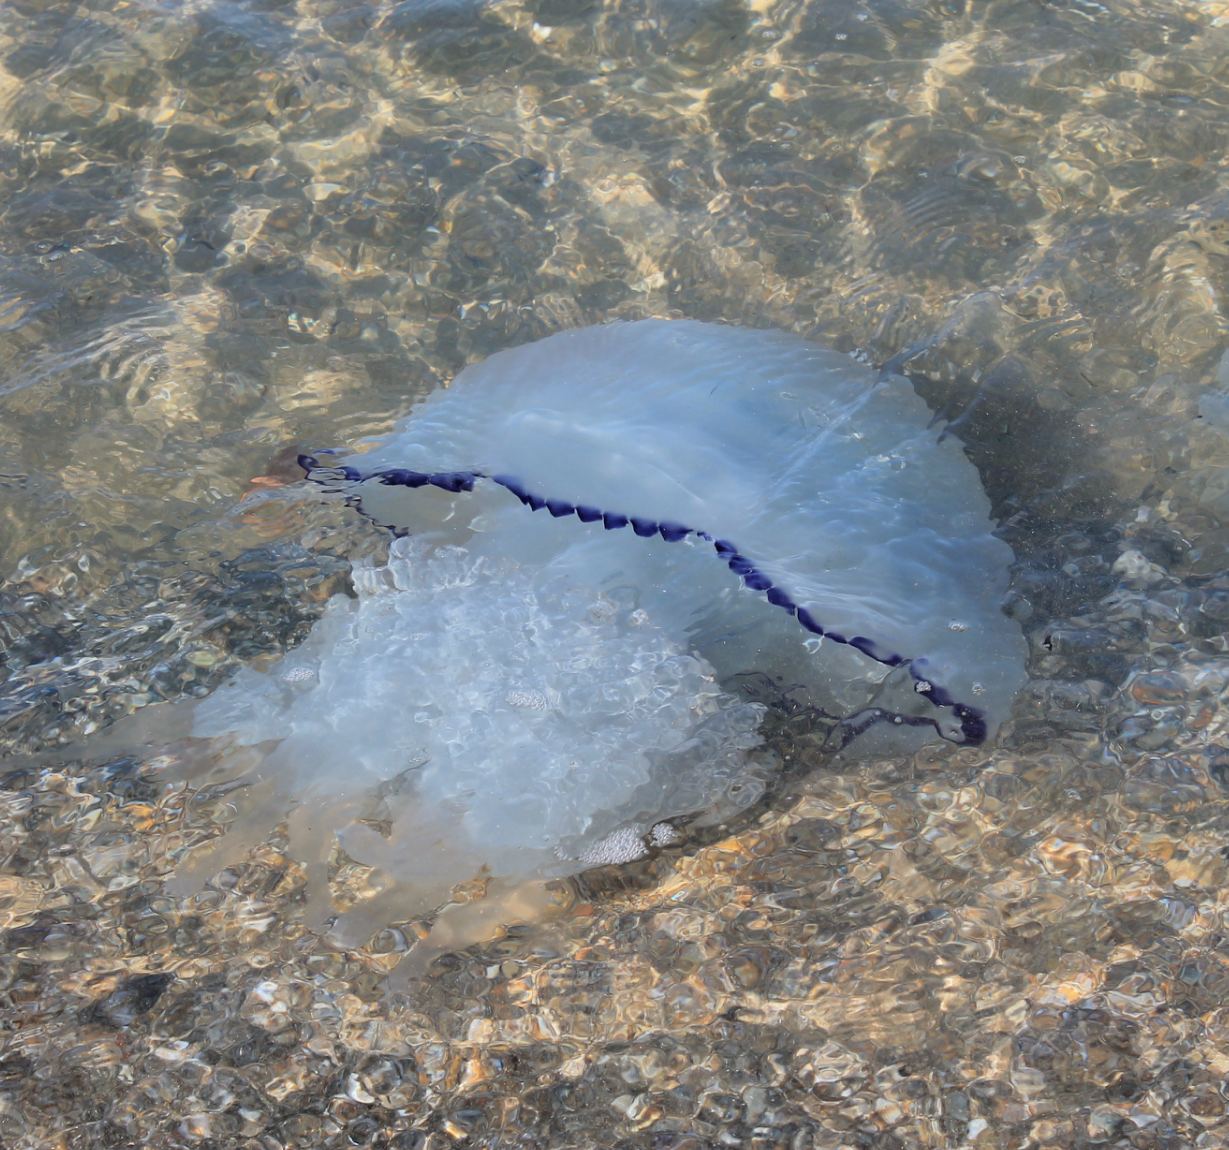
[{"x1": 298, "y1": 454, "x2": 987, "y2": 747}]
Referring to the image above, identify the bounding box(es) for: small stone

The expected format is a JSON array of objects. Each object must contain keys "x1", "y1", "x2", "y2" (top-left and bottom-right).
[{"x1": 1112, "y1": 549, "x2": 1166, "y2": 585}]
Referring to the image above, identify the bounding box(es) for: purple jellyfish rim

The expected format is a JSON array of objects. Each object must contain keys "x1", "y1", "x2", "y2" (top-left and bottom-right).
[{"x1": 297, "y1": 454, "x2": 989, "y2": 748}]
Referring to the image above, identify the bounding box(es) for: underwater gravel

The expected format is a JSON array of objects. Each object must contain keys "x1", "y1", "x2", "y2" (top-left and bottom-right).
[{"x1": 1, "y1": 0, "x2": 1229, "y2": 1146}]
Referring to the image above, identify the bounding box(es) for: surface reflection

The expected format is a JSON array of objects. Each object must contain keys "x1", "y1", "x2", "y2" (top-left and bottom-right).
[{"x1": 1, "y1": 0, "x2": 1229, "y2": 1145}]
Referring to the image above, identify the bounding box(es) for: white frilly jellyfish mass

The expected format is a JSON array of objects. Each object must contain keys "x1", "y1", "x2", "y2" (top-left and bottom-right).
[
  {"x1": 181, "y1": 539, "x2": 771, "y2": 933},
  {"x1": 172, "y1": 320, "x2": 1026, "y2": 933}
]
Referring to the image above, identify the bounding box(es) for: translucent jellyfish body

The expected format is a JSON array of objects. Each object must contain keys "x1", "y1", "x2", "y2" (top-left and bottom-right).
[{"x1": 180, "y1": 320, "x2": 1026, "y2": 936}]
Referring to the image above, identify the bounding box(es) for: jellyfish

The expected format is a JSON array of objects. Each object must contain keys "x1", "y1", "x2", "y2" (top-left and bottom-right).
[{"x1": 109, "y1": 321, "x2": 1029, "y2": 949}]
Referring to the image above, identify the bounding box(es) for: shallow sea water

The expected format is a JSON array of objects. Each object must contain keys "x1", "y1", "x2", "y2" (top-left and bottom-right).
[{"x1": 2, "y1": 0, "x2": 1229, "y2": 1146}]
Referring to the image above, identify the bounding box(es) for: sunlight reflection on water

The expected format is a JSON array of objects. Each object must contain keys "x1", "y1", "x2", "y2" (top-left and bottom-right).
[{"x1": 1, "y1": 0, "x2": 1229, "y2": 1145}]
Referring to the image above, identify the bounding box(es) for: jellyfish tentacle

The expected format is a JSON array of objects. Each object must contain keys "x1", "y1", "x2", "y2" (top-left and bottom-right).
[{"x1": 299, "y1": 458, "x2": 987, "y2": 746}]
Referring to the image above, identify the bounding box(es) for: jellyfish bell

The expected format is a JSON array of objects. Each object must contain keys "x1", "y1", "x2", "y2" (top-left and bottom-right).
[{"x1": 304, "y1": 319, "x2": 1027, "y2": 748}]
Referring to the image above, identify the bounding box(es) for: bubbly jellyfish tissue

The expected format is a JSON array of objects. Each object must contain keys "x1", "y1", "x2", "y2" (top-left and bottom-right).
[
  {"x1": 177, "y1": 319, "x2": 1027, "y2": 933},
  {"x1": 183, "y1": 540, "x2": 770, "y2": 930}
]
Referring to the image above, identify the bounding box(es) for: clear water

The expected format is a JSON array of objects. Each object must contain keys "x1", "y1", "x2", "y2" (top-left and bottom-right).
[{"x1": 1, "y1": 0, "x2": 1228, "y2": 1146}]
